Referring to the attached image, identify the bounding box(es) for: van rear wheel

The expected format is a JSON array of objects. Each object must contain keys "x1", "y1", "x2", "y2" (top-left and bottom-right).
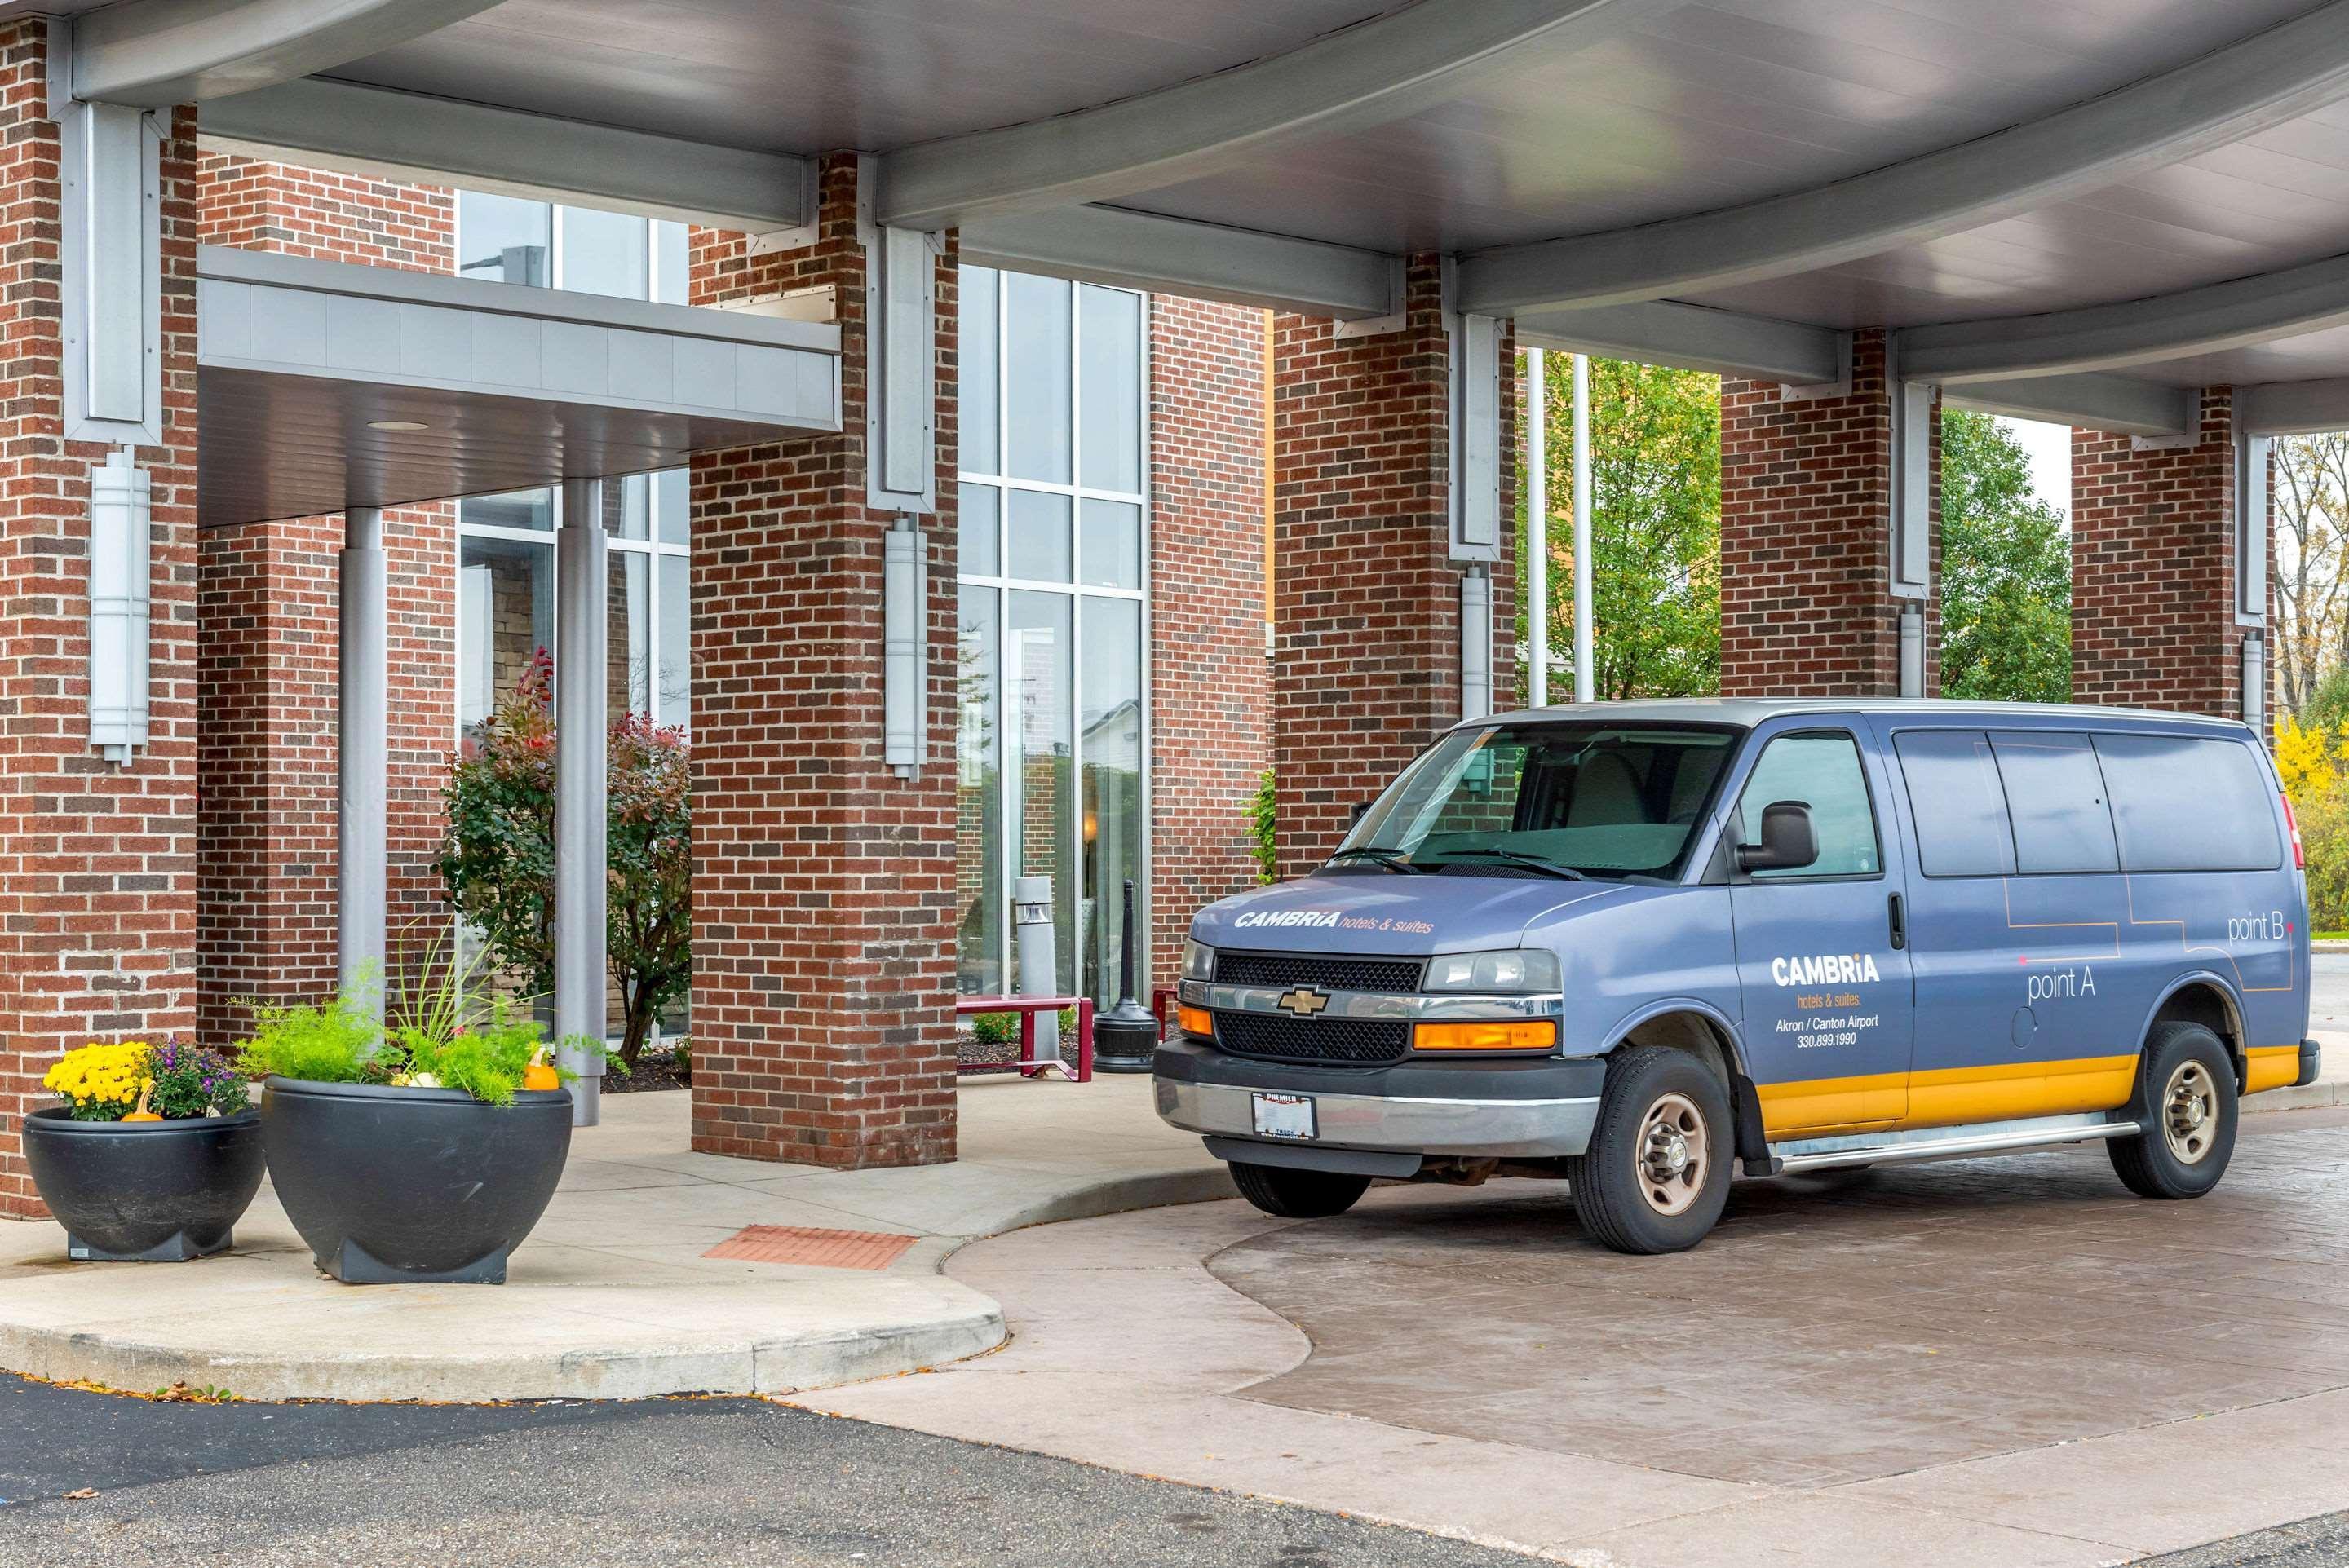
[
  {"x1": 1228, "y1": 1161, "x2": 1372, "y2": 1219},
  {"x1": 1569, "y1": 1045, "x2": 1733, "y2": 1254},
  {"x1": 2108, "y1": 1023, "x2": 2236, "y2": 1199}
]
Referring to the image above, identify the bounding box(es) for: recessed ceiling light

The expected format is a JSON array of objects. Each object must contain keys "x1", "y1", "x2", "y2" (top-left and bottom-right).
[{"x1": 367, "y1": 419, "x2": 429, "y2": 432}]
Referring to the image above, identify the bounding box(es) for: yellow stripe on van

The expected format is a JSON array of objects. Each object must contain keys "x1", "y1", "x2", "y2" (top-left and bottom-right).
[
  {"x1": 1902, "y1": 1055, "x2": 2136, "y2": 1130},
  {"x1": 2245, "y1": 1044, "x2": 2301, "y2": 1095},
  {"x1": 1757, "y1": 1071, "x2": 1904, "y2": 1137}
]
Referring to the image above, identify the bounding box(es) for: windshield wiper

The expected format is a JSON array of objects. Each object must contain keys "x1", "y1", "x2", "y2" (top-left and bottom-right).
[
  {"x1": 1436, "y1": 848, "x2": 1590, "y2": 881},
  {"x1": 1322, "y1": 846, "x2": 1423, "y2": 874}
]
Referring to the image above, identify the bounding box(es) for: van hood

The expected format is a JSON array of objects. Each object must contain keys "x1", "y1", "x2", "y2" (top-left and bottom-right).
[{"x1": 1192, "y1": 871, "x2": 1625, "y2": 956}]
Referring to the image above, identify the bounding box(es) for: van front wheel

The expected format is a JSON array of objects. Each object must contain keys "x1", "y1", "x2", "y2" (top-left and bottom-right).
[
  {"x1": 2109, "y1": 1023, "x2": 2236, "y2": 1199},
  {"x1": 1569, "y1": 1045, "x2": 1733, "y2": 1254},
  {"x1": 1228, "y1": 1161, "x2": 1372, "y2": 1219}
]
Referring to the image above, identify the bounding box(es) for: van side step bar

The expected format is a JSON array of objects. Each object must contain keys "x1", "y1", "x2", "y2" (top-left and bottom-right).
[{"x1": 1767, "y1": 1112, "x2": 2140, "y2": 1175}]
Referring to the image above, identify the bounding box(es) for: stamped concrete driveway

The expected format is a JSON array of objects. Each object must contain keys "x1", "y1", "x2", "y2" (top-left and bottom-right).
[{"x1": 808, "y1": 1107, "x2": 2349, "y2": 1566}]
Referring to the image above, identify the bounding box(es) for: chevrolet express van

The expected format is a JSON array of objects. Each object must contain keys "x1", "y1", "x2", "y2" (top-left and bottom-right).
[{"x1": 1156, "y1": 700, "x2": 2319, "y2": 1253}]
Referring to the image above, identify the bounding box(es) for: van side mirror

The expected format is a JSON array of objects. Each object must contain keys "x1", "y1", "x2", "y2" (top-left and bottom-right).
[
  {"x1": 1350, "y1": 800, "x2": 1374, "y2": 825},
  {"x1": 1737, "y1": 801, "x2": 1818, "y2": 874}
]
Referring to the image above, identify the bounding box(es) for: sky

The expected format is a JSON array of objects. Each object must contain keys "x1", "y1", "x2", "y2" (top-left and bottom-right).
[{"x1": 1998, "y1": 414, "x2": 2072, "y2": 520}]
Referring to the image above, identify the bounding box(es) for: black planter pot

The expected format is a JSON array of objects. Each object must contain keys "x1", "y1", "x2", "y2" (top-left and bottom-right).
[
  {"x1": 21, "y1": 1108, "x2": 266, "y2": 1261},
  {"x1": 260, "y1": 1077, "x2": 572, "y2": 1285}
]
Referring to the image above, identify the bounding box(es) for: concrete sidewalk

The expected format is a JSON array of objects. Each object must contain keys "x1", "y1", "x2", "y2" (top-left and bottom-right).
[{"x1": 0, "y1": 1075, "x2": 1231, "y2": 1402}]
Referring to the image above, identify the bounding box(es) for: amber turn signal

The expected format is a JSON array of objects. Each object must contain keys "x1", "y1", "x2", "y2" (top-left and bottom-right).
[
  {"x1": 1179, "y1": 1004, "x2": 1214, "y2": 1037},
  {"x1": 1413, "y1": 1019, "x2": 1557, "y2": 1052}
]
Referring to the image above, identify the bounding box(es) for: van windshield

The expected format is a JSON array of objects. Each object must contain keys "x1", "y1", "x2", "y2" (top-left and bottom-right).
[{"x1": 1335, "y1": 723, "x2": 1741, "y2": 881}]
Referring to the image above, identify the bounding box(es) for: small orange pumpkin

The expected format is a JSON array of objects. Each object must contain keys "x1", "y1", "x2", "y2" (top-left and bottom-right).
[
  {"x1": 122, "y1": 1084, "x2": 162, "y2": 1123},
  {"x1": 521, "y1": 1062, "x2": 560, "y2": 1093}
]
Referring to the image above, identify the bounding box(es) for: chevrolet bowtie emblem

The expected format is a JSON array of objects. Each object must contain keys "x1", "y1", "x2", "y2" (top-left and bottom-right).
[{"x1": 1276, "y1": 987, "x2": 1331, "y2": 1018}]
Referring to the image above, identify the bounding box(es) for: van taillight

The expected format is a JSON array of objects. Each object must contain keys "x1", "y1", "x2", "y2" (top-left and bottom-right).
[{"x1": 2283, "y1": 792, "x2": 2305, "y2": 870}]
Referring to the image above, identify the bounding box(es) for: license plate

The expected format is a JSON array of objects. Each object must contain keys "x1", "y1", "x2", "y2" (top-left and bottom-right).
[{"x1": 1252, "y1": 1092, "x2": 1316, "y2": 1141}]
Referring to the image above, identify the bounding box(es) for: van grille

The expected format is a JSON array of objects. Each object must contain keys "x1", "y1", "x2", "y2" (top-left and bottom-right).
[
  {"x1": 1213, "y1": 1011, "x2": 1411, "y2": 1066},
  {"x1": 1214, "y1": 951, "x2": 1425, "y2": 992}
]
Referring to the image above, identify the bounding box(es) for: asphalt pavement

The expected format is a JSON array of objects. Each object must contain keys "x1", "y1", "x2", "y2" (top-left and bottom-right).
[
  {"x1": 2139, "y1": 1510, "x2": 2349, "y2": 1567},
  {"x1": 0, "y1": 1376, "x2": 1541, "y2": 1567}
]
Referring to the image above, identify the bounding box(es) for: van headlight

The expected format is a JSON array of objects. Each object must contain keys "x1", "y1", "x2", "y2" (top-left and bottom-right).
[
  {"x1": 1181, "y1": 939, "x2": 1216, "y2": 981},
  {"x1": 1423, "y1": 949, "x2": 1559, "y2": 992}
]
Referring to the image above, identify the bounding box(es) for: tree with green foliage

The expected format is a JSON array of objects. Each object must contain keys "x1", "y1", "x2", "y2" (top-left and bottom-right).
[
  {"x1": 1938, "y1": 410, "x2": 2072, "y2": 703},
  {"x1": 1518, "y1": 356, "x2": 1720, "y2": 702}
]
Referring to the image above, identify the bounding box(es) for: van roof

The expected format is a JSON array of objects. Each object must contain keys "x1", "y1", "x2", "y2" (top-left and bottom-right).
[{"x1": 1477, "y1": 696, "x2": 2258, "y2": 733}]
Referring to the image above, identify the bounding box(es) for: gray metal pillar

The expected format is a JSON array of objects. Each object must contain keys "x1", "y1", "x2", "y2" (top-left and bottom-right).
[
  {"x1": 1571, "y1": 353, "x2": 1595, "y2": 704},
  {"x1": 338, "y1": 505, "x2": 388, "y2": 1008},
  {"x1": 1526, "y1": 347, "x2": 1548, "y2": 708},
  {"x1": 555, "y1": 476, "x2": 608, "y2": 1126}
]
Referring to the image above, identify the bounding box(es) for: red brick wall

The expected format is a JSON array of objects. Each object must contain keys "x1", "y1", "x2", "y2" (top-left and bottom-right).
[
  {"x1": 192, "y1": 156, "x2": 459, "y2": 1040},
  {"x1": 1718, "y1": 330, "x2": 1940, "y2": 697},
  {"x1": 197, "y1": 154, "x2": 453, "y2": 271},
  {"x1": 1269, "y1": 258, "x2": 1516, "y2": 878},
  {"x1": 1148, "y1": 297, "x2": 1268, "y2": 981},
  {"x1": 0, "y1": 39, "x2": 201, "y2": 1215},
  {"x1": 2072, "y1": 390, "x2": 2270, "y2": 715},
  {"x1": 683, "y1": 155, "x2": 961, "y2": 1168}
]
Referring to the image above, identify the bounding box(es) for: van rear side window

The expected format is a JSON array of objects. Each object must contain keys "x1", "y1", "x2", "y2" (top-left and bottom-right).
[
  {"x1": 2091, "y1": 733, "x2": 2280, "y2": 872},
  {"x1": 1990, "y1": 731, "x2": 2118, "y2": 874},
  {"x1": 1893, "y1": 731, "x2": 2015, "y2": 877}
]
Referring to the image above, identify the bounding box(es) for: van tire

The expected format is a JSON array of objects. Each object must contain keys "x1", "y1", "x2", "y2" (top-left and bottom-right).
[
  {"x1": 1569, "y1": 1045, "x2": 1733, "y2": 1254},
  {"x1": 2108, "y1": 1023, "x2": 2236, "y2": 1200},
  {"x1": 1228, "y1": 1161, "x2": 1372, "y2": 1219}
]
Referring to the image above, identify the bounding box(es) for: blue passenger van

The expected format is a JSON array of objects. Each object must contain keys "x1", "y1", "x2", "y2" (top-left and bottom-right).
[{"x1": 1156, "y1": 700, "x2": 2319, "y2": 1253}]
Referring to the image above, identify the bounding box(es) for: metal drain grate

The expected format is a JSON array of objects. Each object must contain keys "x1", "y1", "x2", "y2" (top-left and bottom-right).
[{"x1": 701, "y1": 1225, "x2": 919, "y2": 1270}]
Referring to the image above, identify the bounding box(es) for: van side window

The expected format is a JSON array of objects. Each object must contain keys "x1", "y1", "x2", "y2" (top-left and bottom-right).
[
  {"x1": 1893, "y1": 730, "x2": 2015, "y2": 877},
  {"x1": 1736, "y1": 732, "x2": 1878, "y2": 879},
  {"x1": 1989, "y1": 731, "x2": 2117, "y2": 873},
  {"x1": 2092, "y1": 733, "x2": 2281, "y2": 872}
]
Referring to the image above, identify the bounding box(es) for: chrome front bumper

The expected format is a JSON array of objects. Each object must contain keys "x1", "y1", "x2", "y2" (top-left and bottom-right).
[{"x1": 1152, "y1": 1041, "x2": 1604, "y2": 1162}]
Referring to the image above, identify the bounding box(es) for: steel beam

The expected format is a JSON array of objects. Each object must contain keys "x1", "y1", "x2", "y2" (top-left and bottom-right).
[
  {"x1": 960, "y1": 205, "x2": 1399, "y2": 320},
  {"x1": 1515, "y1": 299, "x2": 1844, "y2": 386},
  {"x1": 1896, "y1": 251, "x2": 2349, "y2": 384},
  {"x1": 201, "y1": 77, "x2": 816, "y2": 236},
  {"x1": 2239, "y1": 378, "x2": 2349, "y2": 436},
  {"x1": 1458, "y1": 2, "x2": 2349, "y2": 315},
  {"x1": 1939, "y1": 373, "x2": 2196, "y2": 437},
  {"x1": 74, "y1": 0, "x2": 500, "y2": 108},
  {"x1": 877, "y1": 0, "x2": 1669, "y2": 230}
]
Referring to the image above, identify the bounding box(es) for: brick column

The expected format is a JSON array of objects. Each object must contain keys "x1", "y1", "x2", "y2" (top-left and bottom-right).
[
  {"x1": 1149, "y1": 297, "x2": 1269, "y2": 983},
  {"x1": 2072, "y1": 391, "x2": 2269, "y2": 715},
  {"x1": 0, "y1": 31, "x2": 201, "y2": 1216},
  {"x1": 1270, "y1": 260, "x2": 1515, "y2": 878},
  {"x1": 684, "y1": 156, "x2": 960, "y2": 1168},
  {"x1": 1718, "y1": 329, "x2": 1939, "y2": 696}
]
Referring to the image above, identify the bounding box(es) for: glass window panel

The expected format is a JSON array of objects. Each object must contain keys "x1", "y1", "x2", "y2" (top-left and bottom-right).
[
  {"x1": 1894, "y1": 731, "x2": 2015, "y2": 877},
  {"x1": 2095, "y1": 734, "x2": 2280, "y2": 872},
  {"x1": 608, "y1": 550, "x2": 649, "y2": 719},
  {"x1": 651, "y1": 220, "x2": 689, "y2": 305},
  {"x1": 559, "y1": 205, "x2": 648, "y2": 300},
  {"x1": 1007, "y1": 489, "x2": 1070, "y2": 582},
  {"x1": 457, "y1": 191, "x2": 548, "y2": 287},
  {"x1": 1079, "y1": 498, "x2": 1141, "y2": 590},
  {"x1": 652, "y1": 468, "x2": 688, "y2": 546},
  {"x1": 1080, "y1": 597, "x2": 1143, "y2": 1006},
  {"x1": 1736, "y1": 732, "x2": 1879, "y2": 879},
  {"x1": 462, "y1": 487, "x2": 553, "y2": 532},
  {"x1": 957, "y1": 585, "x2": 1003, "y2": 996},
  {"x1": 1990, "y1": 731, "x2": 2119, "y2": 874},
  {"x1": 657, "y1": 553, "x2": 690, "y2": 731},
  {"x1": 960, "y1": 482, "x2": 999, "y2": 576},
  {"x1": 614, "y1": 473, "x2": 648, "y2": 540},
  {"x1": 1006, "y1": 591, "x2": 1075, "y2": 993},
  {"x1": 1077, "y1": 285, "x2": 1142, "y2": 493},
  {"x1": 1005, "y1": 272, "x2": 1071, "y2": 484},
  {"x1": 962, "y1": 266, "x2": 999, "y2": 477},
  {"x1": 458, "y1": 535, "x2": 555, "y2": 734}
]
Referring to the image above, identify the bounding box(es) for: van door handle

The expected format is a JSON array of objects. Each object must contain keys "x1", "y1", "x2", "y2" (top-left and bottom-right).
[{"x1": 1887, "y1": 893, "x2": 1907, "y2": 952}]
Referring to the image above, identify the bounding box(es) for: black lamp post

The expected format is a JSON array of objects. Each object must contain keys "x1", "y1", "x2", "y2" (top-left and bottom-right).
[{"x1": 1092, "y1": 877, "x2": 1161, "y2": 1074}]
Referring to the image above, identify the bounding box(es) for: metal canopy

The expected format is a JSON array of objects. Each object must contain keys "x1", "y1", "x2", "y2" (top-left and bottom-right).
[{"x1": 33, "y1": 0, "x2": 2349, "y2": 413}]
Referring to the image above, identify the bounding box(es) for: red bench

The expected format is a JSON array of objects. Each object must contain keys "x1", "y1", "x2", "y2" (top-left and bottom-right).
[{"x1": 954, "y1": 995, "x2": 1094, "y2": 1082}]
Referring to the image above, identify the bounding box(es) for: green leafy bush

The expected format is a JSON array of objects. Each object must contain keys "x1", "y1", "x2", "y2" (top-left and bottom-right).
[
  {"x1": 2302, "y1": 788, "x2": 2349, "y2": 935},
  {"x1": 234, "y1": 994, "x2": 387, "y2": 1085},
  {"x1": 1250, "y1": 768, "x2": 1277, "y2": 884},
  {"x1": 970, "y1": 1012, "x2": 1015, "y2": 1046}
]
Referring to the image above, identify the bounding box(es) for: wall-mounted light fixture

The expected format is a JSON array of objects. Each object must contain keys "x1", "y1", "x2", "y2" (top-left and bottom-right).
[
  {"x1": 87, "y1": 448, "x2": 151, "y2": 765},
  {"x1": 883, "y1": 519, "x2": 926, "y2": 775}
]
